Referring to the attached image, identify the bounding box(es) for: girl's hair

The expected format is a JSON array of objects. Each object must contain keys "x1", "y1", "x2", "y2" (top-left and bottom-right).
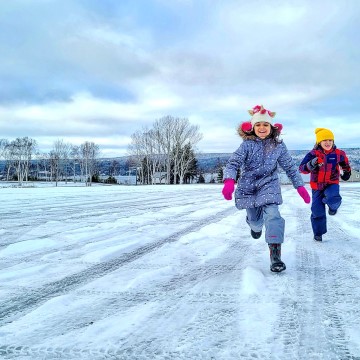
[
  {"x1": 313, "y1": 142, "x2": 335, "y2": 150},
  {"x1": 269, "y1": 126, "x2": 282, "y2": 143},
  {"x1": 248, "y1": 125, "x2": 282, "y2": 143}
]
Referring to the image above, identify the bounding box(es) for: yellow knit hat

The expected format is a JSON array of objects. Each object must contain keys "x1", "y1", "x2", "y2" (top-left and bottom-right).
[{"x1": 315, "y1": 128, "x2": 334, "y2": 144}]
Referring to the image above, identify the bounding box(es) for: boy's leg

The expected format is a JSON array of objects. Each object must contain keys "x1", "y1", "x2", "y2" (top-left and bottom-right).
[
  {"x1": 323, "y1": 184, "x2": 342, "y2": 213},
  {"x1": 263, "y1": 204, "x2": 285, "y2": 244},
  {"x1": 311, "y1": 190, "x2": 327, "y2": 237}
]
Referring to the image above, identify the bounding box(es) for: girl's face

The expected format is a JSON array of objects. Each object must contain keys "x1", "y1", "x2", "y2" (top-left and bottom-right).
[
  {"x1": 320, "y1": 139, "x2": 334, "y2": 151},
  {"x1": 254, "y1": 122, "x2": 271, "y2": 139}
]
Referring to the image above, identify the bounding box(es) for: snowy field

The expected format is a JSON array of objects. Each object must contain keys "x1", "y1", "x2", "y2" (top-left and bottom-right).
[{"x1": 1, "y1": 182, "x2": 360, "y2": 359}]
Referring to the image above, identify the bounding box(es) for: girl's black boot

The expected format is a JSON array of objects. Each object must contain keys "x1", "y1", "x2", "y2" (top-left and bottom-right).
[{"x1": 269, "y1": 243, "x2": 286, "y2": 272}]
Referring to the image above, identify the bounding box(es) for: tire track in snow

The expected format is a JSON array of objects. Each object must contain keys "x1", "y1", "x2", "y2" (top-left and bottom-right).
[
  {"x1": 0, "y1": 207, "x2": 258, "y2": 359},
  {"x1": 0, "y1": 191, "x2": 205, "y2": 250},
  {"x1": 322, "y1": 221, "x2": 360, "y2": 358},
  {"x1": 271, "y1": 206, "x2": 355, "y2": 360},
  {"x1": 0, "y1": 203, "x2": 222, "y2": 271},
  {"x1": 90, "y1": 248, "x2": 254, "y2": 359},
  {"x1": 0, "y1": 206, "x2": 236, "y2": 326}
]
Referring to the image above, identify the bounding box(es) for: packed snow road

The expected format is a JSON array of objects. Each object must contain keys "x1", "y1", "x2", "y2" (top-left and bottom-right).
[{"x1": 0, "y1": 183, "x2": 359, "y2": 359}]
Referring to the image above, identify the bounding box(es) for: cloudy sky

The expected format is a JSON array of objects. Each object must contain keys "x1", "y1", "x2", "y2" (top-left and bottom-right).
[{"x1": 1, "y1": 0, "x2": 359, "y2": 157}]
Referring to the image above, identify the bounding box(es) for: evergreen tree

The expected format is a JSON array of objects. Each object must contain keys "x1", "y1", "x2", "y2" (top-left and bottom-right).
[
  {"x1": 217, "y1": 167, "x2": 223, "y2": 183},
  {"x1": 140, "y1": 156, "x2": 151, "y2": 184},
  {"x1": 183, "y1": 148, "x2": 198, "y2": 184}
]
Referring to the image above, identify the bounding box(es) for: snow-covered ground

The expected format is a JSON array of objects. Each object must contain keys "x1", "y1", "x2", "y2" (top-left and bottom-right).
[{"x1": 0, "y1": 182, "x2": 360, "y2": 359}]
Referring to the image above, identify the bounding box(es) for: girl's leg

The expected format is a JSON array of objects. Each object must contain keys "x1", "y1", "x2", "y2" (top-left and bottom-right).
[
  {"x1": 261, "y1": 204, "x2": 286, "y2": 272},
  {"x1": 311, "y1": 190, "x2": 326, "y2": 236},
  {"x1": 263, "y1": 204, "x2": 285, "y2": 244},
  {"x1": 268, "y1": 243, "x2": 286, "y2": 272},
  {"x1": 246, "y1": 207, "x2": 263, "y2": 232},
  {"x1": 323, "y1": 184, "x2": 342, "y2": 213}
]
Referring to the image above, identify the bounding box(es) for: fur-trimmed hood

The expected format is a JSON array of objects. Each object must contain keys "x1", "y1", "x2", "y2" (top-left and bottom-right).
[{"x1": 237, "y1": 125, "x2": 258, "y2": 140}]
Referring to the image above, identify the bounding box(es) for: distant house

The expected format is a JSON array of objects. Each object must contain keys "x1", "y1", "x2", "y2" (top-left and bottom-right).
[
  {"x1": 153, "y1": 172, "x2": 167, "y2": 184},
  {"x1": 116, "y1": 175, "x2": 137, "y2": 185},
  {"x1": 205, "y1": 173, "x2": 218, "y2": 183},
  {"x1": 37, "y1": 171, "x2": 52, "y2": 181}
]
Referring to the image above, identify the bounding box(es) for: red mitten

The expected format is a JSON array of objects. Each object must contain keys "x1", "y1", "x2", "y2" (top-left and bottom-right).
[
  {"x1": 317, "y1": 156, "x2": 324, "y2": 167},
  {"x1": 222, "y1": 179, "x2": 236, "y2": 200},
  {"x1": 297, "y1": 186, "x2": 311, "y2": 204}
]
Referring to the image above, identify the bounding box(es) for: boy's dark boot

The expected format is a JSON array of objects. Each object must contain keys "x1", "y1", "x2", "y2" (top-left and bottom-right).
[
  {"x1": 314, "y1": 235, "x2": 322, "y2": 241},
  {"x1": 269, "y1": 243, "x2": 286, "y2": 272},
  {"x1": 251, "y1": 229, "x2": 262, "y2": 239}
]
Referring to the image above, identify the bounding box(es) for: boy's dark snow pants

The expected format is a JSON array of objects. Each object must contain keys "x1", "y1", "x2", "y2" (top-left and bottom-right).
[{"x1": 311, "y1": 184, "x2": 342, "y2": 236}]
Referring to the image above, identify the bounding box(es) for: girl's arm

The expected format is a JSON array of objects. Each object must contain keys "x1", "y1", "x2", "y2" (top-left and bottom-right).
[{"x1": 223, "y1": 143, "x2": 247, "y2": 181}]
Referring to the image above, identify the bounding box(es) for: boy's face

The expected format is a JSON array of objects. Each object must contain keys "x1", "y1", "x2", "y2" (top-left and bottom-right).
[
  {"x1": 254, "y1": 122, "x2": 271, "y2": 139},
  {"x1": 320, "y1": 139, "x2": 334, "y2": 151}
]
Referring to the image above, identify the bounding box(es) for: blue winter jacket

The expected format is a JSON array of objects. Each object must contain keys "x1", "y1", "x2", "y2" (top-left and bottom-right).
[{"x1": 224, "y1": 134, "x2": 304, "y2": 210}]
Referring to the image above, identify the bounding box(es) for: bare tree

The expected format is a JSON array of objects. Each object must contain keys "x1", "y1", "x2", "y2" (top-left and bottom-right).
[
  {"x1": 109, "y1": 160, "x2": 120, "y2": 177},
  {"x1": 80, "y1": 141, "x2": 100, "y2": 186},
  {"x1": 128, "y1": 116, "x2": 202, "y2": 185},
  {"x1": 49, "y1": 139, "x2": 72, "y2": 186},
  {"x1": 128, "y1": 130, "x2": 147, "y2": 184},
  {"x1": 172, "y1": 118, "x2": 202, "y2": 184},
  {"x1": 176, "y1": 143, "x2": 199, "y2": 184},
  {"x1": 39, "y1": 152, "x2": 51, "y2": 181},
  {"x1": 6, "y1": 137, "x2": 37, "y2": 185},
  {"x1": 153, "y1": 116, "x2": 176, "y2": 184},
  {"x1": 0, "y1": 139, "x2": 9, "y2": 180},
  {"x1": 70, "y1": 145, "x2": 80, "y2": 182},
  {"x1": 0, "y1": 139, "x2": 8, "y2": 159},
  {"x1": 128, "y1": 128, "x2": 164, "y2": 185}
]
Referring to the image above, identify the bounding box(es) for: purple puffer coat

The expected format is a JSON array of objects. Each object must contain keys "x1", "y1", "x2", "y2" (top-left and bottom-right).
[{"x1": 223, "y1": 133, "x2": 304, "y2": 210}]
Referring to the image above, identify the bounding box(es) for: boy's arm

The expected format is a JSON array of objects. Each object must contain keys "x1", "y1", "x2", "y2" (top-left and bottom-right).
[
  {"x1": 299, "y1": 152, "x2": 318, "y2": 174},
  {"x1": 339, "y1": 151, "x2": 351, "y2": 181},
  {"x1": 339, "y1": 151, "x2": 351, "y2": 172}
]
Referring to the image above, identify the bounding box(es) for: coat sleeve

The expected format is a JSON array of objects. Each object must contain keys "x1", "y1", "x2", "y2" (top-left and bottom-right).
[
  {"x1": 277, "y1": 143, "x2": 304, "y2": 188},
  {"x1": 223, "y1": 143, "x2": 247, "y2": 181},
  {"x1": 339, "y1": 150, "x2": 351, "y2": 172},
  {"x1": 299, "y1": 151, "x2": 316, "y2": 174}
]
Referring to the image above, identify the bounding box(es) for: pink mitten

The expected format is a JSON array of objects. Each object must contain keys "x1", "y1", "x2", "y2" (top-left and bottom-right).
[
  {"x1": 222, "y1": 179, "x2": 235, "y2": 200},
  {"x1": 297, "y1": 186, "x2": 311, "y2": 204}
]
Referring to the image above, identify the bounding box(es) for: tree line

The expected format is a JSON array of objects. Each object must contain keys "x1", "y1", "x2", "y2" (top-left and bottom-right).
[
  {"x1": 127, "y1": 116, "x2": 202, "y2": 184},
  {"x1": 0, "y1": 115, "x2": 204, "y2": 186},
  {"x1": 0, "y1": 137, "x2": 99, "y2": 186}
]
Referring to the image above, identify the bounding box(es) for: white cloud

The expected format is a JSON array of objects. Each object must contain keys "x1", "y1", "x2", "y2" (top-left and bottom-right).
[{"x1": 0, "y1": 0, "x2": 359, "y2": 156}]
